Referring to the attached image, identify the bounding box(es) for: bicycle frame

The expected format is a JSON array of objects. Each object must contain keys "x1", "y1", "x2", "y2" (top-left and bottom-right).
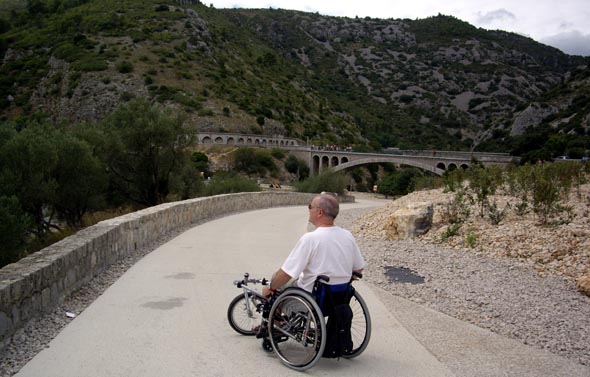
[{"x1": 233, "y1": 272, "x2": 268, "y2": 317}]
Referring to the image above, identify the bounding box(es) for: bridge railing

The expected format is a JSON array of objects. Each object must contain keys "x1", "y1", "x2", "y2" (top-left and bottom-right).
[{"x1": 379, "y1": 149, "x2": 511, "y2": 159}]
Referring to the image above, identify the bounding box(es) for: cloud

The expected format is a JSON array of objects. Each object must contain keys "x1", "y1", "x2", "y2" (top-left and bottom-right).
[
  {"x1": 476, "y1": 9, "x2": 516, "y2": 25},
  {"x1": 541, "y1": 30, "x2": 590, "y2": 56}
]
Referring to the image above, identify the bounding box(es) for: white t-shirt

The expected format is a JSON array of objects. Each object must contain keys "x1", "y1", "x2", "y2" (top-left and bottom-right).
[{"x1": 281, "y1": 226, "x2": 365, "y2": 292}]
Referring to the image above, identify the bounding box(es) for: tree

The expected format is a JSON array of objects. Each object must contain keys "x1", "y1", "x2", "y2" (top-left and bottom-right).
[
  {"x1": 233, "y1": 147, "x2": 258, "y2": 175},
  {"x1": 0, "y1": 121, "x2": 59, "y2": 236},
  {"x1": 53, "y1": 134, "x2": 107, "y2": 228},
  {"x1": 295, "y1": 169, "x2": 347, "y2": 195},
  {"x1": 233, "y1": 148, "x2": 277, "y2": 176},
  {"x1": 467, "y1": 165, "x2": 502, "y2": 217},
  {"x1": 191, "y1": 151, "x2": 210, "y2": 177},
  {"x1": 377, "y1": 170, "x2": 416, "y2": 197},
  {"x1": 0, "y1": 196, "x2": 32, "y2": 267},
  {"x1": 284, "y1": 154, "x2": 310, "y2": 181},
  {"x1": 99, "y1": 99, "x2": 193, "y2": 206}
]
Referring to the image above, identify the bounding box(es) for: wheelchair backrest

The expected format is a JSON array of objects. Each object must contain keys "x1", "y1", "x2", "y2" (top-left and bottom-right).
[{"x1": 313, "y1": 281, "x2": 354, "y2": 315}]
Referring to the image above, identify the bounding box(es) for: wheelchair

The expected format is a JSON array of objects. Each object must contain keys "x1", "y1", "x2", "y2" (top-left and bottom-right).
[{"x1": 227, "y1": 272, "x2": 371, "y2": 371}]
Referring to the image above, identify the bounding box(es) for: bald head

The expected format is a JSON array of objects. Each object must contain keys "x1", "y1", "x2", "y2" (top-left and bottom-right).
[{"x1": 316, "y1": 194, "x2": 339, "y2": 219}]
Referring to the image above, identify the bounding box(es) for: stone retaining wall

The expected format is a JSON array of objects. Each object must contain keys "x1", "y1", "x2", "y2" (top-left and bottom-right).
[{"x1": 0, "y1": 191, "x2": 340, "y2": 344}]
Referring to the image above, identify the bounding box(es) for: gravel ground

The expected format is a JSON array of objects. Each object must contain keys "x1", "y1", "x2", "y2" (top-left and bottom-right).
[
  {"x1": 1, "y1": 204, "x2": 589, "y2": 376},
  {"x1": 337, "y1": 206, "x2": 590, "y2": 368}
]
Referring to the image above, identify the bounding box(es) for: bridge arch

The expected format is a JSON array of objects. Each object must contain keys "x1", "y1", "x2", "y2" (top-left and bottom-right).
[
  {"x1": 332, "y1": 157, "x2": 445, "y2": 176},
  {"x1": 313, "y1": 155, "x2": 320, "y2": 173}
]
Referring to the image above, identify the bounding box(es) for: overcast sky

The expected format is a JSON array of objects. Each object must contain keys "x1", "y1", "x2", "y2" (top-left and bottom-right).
[{"x1": 207, "y1": 0, "x2": 590, "y2": 56}]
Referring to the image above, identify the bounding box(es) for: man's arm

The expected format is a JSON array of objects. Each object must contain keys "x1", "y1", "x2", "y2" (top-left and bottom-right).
[{"x1": 262, "y1": 268, "x2": 292, "y2": 298}]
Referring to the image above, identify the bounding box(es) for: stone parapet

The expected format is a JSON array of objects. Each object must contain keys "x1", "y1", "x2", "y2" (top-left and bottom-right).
[{"x1": 0, "y1": 191, "x2": 321, "y2": 344}]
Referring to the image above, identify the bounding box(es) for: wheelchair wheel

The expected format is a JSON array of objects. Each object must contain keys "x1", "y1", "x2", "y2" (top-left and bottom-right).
[
  {"x1": 344, "y1": 290, "x2": 371, "y2": 358},
  {"x1": 227, "y1": 294, "x2": 264, "y2": 336},
  {"x1": 268, "y1": 289, "x2": 326, "y2": 371}
]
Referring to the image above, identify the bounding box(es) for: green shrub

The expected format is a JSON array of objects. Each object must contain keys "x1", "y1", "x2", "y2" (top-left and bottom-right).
[
  {"x1": 116, "y1": 60, "x2": 133, "y2": 73},
  {"x1": 204, "y1": 175, "x2": 260, "y2": 196},
  {"x1": 486, "y1": 199, "x2": 509, "y2": 225},
  {"x1": 284, "y1": 154, "x2": 310, "y2": 181},
  {"x1": 294, "y1": 170, "x2": 347, "y2": 195},
  {"x1": 440, "y1": 188, "x2": 471, "y2": 225},
  {"x1": 53, "y1": 42, "x2": 83, "y2": 62},
  {"x1": 414, "y1": 175, "x2": 443, "y2": 191},
  {"x1": 467, "y1": 165, "x2": 503, "y2": 217},
  {"x1": 443, "y1": 169, "x2": 465, "y2": 192},
  {"x1": 465, "y1": 228, "x2": 478, "y2": 248},
  {"x1": 233, "y1": 148, "x2": 277, "y2": 176},
  {"x1": 72, "y1": 57, "x2": 109, "y2": 72},
  {"x1": 270, "y1": 148, "x2": 286, "y2": 160},
  {"x1": 441, "y1": 223, "x2": 461, "y2": 242},
  {"x1": 377, "y1": 169, "x2": 417, "y2": 197},
  {"x1": 528, "y1": 164, "x2": 569, "y2": 224},
  {"x1": 198, "y1": 108, "x2": 214, "y2": 116}
]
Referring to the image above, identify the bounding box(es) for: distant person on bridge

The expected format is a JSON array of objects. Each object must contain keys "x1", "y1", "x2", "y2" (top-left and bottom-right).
[{"x1": 261, "y1": 194, "x2": 365, "y2": 298}]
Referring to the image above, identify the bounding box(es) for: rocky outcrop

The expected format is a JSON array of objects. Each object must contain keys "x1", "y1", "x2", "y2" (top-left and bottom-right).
[
  {"x1": 511, "y1": 103, "x2": 558, "y2": 135},
  {"x1": 384, "y1": 201, "x2": 433, "y2": 240}
]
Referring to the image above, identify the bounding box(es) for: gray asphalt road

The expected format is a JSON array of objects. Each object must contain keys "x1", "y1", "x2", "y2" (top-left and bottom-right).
[{"x1": 16, "y1": 198, "x2": 457, "y2": 377}]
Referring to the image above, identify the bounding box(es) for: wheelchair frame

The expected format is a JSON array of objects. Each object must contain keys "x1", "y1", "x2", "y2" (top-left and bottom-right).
[{"x1": 227, "y1": 272, "x2": 371, "y2": 371}]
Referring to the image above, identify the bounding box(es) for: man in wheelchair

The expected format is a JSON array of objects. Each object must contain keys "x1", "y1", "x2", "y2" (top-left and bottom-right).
[
  {"x1": 258, "y1": 194, "x2": 365, "y2": 353},
  {"x1": 261, "y1": 193, "x2": 365, "y2": 298}
]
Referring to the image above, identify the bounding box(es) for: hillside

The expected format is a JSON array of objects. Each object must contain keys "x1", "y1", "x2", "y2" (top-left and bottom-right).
[{"x1": 0, "y1": 0, "x2": 589, "y2": 152}]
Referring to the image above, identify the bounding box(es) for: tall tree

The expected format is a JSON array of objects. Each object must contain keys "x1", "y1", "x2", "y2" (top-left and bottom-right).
[
  {"x1": 53, "y1": 133, "x2": 107, "y2": 228},
  {"x1": 0, "y1": 121, "x2": 59, "y2": 236},
  {"x1": 100, "y1": 99, "x2": 193, "y2": 206}
]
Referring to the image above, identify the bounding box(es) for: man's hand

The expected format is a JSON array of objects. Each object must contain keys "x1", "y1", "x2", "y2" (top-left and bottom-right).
[
  {"x1": 262, "y1": 286, "x2": 274, "y2": 298},
  {"x1": 262, "y1": 269, "x2": 292, "y2": 298}
]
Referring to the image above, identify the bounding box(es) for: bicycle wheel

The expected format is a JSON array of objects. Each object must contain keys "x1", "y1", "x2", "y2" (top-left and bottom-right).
[
  {"x1": 227, "y1": 293, "x2": 264, "y2": 336},
  {"x1": 268, "y1": 289, "x2": 326, "y2": 371},
  {"x1": 343, "y1": 290, "x2": 371, "y2": 358}
]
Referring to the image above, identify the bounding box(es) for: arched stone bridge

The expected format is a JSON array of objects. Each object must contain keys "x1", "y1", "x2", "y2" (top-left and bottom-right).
[
  {"x1": 300, "y1": 149, "x2": 515, "y2": 176},
  {"x1": 197, "y1": 133, "x2": 515, "y2": 176},
  {"x1": 197, "y1": 132, "x2": 304, "y2": 147}
]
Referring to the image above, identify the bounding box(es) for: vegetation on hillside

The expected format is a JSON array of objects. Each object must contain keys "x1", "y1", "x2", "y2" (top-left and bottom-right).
[
  {"x1": 1, "y1": 0, "x2": 587, "y2": 153},
  {"x1": 1, "y1": 0, "x2": 590, "y2": 267},
  {"x1": 478, "y1": 65, "x2": 590, "y2": 161}
]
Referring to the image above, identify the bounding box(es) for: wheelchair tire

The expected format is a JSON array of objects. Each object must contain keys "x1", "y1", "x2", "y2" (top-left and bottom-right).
[
  {"x1": 227, "y1": 293, "x2": 264, "y2": 336},
  {"x1": 343, "y1": 290, "x2": 371, "y2": 358},
  {"x1": 268, "y1": 288, "x2": 326, "y2": 371}
]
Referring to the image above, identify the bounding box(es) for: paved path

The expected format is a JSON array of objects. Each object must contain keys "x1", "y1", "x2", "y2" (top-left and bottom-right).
[
  {"x1": 15, "y1": 197, "x2": 590, "y2": 376},
  {"x1": 16, "y1": 198, "x2": 454, "y2": 376}
]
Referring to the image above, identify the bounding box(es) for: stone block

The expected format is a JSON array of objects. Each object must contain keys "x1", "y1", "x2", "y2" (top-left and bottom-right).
[{"x1": 385, "y1": 201, "x2": 434, "y2": 240}]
